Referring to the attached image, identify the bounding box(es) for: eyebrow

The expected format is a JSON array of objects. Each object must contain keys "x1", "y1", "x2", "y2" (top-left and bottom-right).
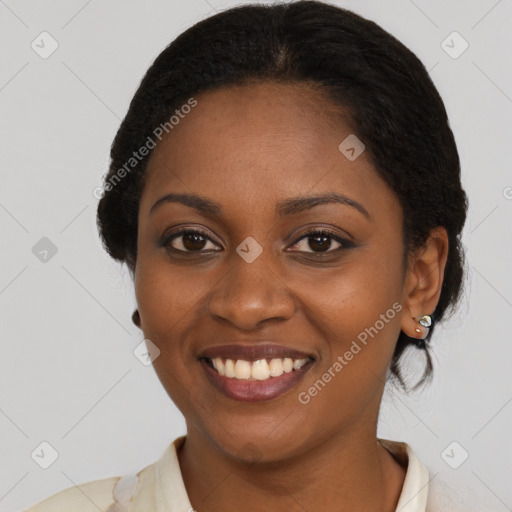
[{"x1": 149, "y1": 192, "x2": 370, "y2": 219}]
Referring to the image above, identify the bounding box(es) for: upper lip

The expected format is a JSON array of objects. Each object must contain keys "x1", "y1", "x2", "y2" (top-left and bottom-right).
[{"x1": 199, "y1": 343, "x2": 315, "y2": 361}]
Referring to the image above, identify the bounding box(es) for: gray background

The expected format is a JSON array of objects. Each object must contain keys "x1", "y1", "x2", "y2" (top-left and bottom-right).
[{"x1": 0, "y1": 0, "x2": 511, "y2": 510}]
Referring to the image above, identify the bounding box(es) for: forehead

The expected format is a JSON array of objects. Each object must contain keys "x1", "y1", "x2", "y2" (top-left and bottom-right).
[{"x1": 140, "y1": 81, "x2": 395, "y2": 218}]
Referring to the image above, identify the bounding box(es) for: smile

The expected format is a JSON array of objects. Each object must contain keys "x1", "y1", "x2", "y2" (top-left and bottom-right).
[
  {"x1": 208, "y1": 356, "x2": 310, "y2": 379},
  {"x1": 200, "y1": 356, "x2": 315, "y2": 402}
]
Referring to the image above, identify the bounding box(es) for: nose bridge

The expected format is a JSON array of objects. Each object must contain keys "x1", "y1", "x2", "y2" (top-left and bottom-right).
[{"x1": 207, "y1": 238, "x2": 295, "y2": 329}]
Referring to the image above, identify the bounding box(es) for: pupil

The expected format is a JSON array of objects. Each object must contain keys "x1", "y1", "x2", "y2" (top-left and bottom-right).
[
  {"x1": 309, "y1": 234, "x2": 330, "y2": 252},
  {"x1": 183, "y1": 232, "x2": 206, "y2": 251}
]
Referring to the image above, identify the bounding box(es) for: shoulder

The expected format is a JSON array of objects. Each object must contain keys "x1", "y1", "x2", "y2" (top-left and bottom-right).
[
  {"x1": 21, "y1": 437, "x2": 186, "y2": 512},
  {"x1": 22, "y1": 476, "x2": 121, "y2": 512},
  {"x1": 427, "y1": 474, "x2": 465, "y2": 511},
  {"x1": 426, "y1": 470, "x2": 498, "y2": 512},
  {"x1": 378, "y1": 438, "x2": 487, "y2": 512}
]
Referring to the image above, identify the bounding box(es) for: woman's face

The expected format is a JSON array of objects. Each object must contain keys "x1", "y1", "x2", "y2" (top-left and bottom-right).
[{"x1": 135, "y1": 82, "x2": 414, "y2": 461}]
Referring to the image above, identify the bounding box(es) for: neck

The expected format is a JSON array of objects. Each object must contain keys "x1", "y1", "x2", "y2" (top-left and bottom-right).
[{"x1": 177, "y1": 423, "x2": 406, "y2": 512}]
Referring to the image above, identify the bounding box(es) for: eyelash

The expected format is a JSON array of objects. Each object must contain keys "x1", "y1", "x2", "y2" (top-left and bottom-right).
[{"x1": 161, "y1": 228, "x2": 354, "y2": 256}]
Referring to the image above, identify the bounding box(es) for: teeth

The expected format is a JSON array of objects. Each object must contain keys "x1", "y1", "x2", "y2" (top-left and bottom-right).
[
  {"x1": 235, "y1": 359, "x2": 251, "y2": 379},
  {"x1": 293, "y1": 358, "x2": 308, "y2": 370},
  {"x1": 212, "y1": 357, "x2": 225, "y2": 376},
  {"x1": 283, "y1": 358, "x2": 294, "y2": 373},
  {"x1": 209, "y1": 357, "x2": 311, "y2": 380},
  {"x1": 224, "y1": 359, "x2": 236, "y2": 378},
  {"x1": 269, "y1": 358, "x2": 283, "y2": 377},
  {"x1": 252, "y1": 359, "x2": 270, "y2": 380}
]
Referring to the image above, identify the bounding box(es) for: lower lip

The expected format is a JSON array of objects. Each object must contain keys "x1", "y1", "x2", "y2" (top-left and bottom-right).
[{"x1": 200, "y1": 359, "x2": 314, "y2": 402}]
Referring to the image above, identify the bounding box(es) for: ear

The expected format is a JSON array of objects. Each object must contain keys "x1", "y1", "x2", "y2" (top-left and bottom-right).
[
  {"x1": 400, "y1": 226, "x2": 449, "y2": 339},
  {"x1": 132, "y1": 309, "x2": 142, "y2": 328}
]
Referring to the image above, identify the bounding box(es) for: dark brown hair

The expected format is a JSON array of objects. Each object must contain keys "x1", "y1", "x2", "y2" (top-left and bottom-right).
[{"x1": 96, "y1": 0, "x2": 468, "y2": 389}]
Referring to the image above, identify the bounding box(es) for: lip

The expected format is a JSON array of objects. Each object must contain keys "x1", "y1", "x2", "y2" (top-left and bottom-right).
[
  {"x1": 199, "y1": 343, "x2": 315, "y2": 361},
  {"x1": 200, "y1": 357, "x2": 315, "y2": 402}
]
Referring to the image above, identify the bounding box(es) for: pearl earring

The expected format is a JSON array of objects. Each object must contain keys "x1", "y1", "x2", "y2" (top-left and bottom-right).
[
  {"x1": 418, "y1": 315, "x2": 432, "y2": 327},
  {"x1": 414, "y1": 314, "x2": 433, "y2": 346}
]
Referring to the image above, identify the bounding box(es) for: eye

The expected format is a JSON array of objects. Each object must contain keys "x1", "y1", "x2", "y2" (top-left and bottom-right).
[
  {"x1": 161, "y1": 227, "x2": 353, "y2": 256},
  {"x1": 287, "y1": 229, "x2": 352, "y2": 254},
  {"x1": 163, "y1": 229, "x2": 221, "y2": 253}
]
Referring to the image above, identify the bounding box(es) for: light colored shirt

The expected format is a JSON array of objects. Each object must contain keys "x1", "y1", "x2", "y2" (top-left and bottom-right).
[{"x1": 22, "y1": 436, "x2": 466, "y2": 512}]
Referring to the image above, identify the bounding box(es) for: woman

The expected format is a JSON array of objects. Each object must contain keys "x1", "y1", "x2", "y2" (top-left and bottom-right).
[{"x1": 24, "y1": 1, "x2": 469, "y2": 511}]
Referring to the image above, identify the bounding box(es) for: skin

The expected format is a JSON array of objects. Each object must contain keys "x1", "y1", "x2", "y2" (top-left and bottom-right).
[{"x1": 134, "y1": 81, "x2": 449, "y2": 512}]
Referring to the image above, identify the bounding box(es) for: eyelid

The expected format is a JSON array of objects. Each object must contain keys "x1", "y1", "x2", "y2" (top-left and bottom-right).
[
  {"x1": 161, "y1": 226, "x2": 354, "y2": 255},
  {"x1": 161, "y1": 227, "x2": 222, "y2": 251},
  {"x1": 287, "y1": 224, "x2": 355, "y2": 245},
  {"x1": 287, "y1": 228, "x2": 354, "y2": 253}
]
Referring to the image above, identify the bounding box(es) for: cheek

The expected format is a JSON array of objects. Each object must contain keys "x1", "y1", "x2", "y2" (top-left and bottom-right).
[
  {"x1": 298, "y1": 246, "x2": 404, "y2": 411},
  {"x1": 304, "y1": 246, "x2": 404, "y2": 338},
  {"x1": 293, "y1": 260, "x2": 404, "y2": 433},
  {"x1": 134, "y1": 257, "x2": 211, "y2": 416},
  {"x1": 134, "y1": 231, "x2": 206, "y2": 331}
]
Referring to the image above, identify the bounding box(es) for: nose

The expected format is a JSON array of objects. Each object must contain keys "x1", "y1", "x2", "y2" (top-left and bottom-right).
[{"x1": 206, "y1": 247, "x2": 296, "y2": 330}]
